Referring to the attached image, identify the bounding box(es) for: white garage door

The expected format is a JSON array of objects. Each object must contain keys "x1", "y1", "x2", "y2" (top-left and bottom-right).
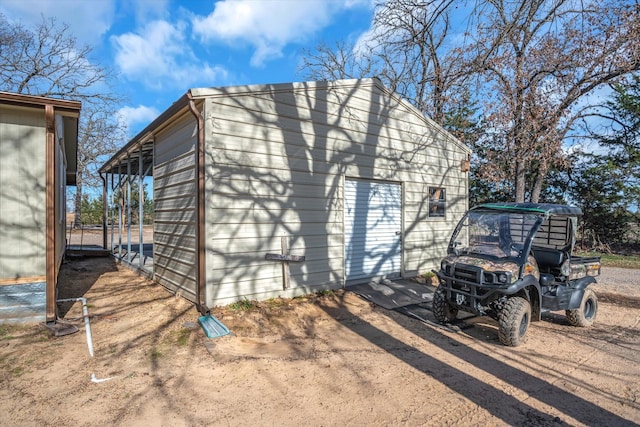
[{"x1": 344, "y1": 179, "x2": 402, "y2": 283}]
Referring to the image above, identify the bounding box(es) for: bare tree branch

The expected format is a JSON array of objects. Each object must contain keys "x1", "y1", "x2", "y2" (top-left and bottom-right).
[{"x1": 0, "y1": 13, "x2": 126, "y2": 226}]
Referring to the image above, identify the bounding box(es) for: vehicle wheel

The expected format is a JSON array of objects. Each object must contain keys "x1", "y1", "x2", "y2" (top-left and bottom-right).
[
  {"x1": 497, "y1": 296, "x2": 531, "y2": 347},
  {"x1": 432, "y1": 287, "x2": 458, "y2": 323},
  {"x1": 566, "y1": 288, "x2": 598, "y2": 327}
]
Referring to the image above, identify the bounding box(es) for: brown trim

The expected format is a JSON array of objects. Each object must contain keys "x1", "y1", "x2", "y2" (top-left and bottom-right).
[
  {"x1": 0, "y1": 91, "x2": 81, "y2": 112},
  {"x1": 45, "y1": 104, "x2": 56, "y2": 322},
  {"x1": 0, "y1": 276, "x2": 47, "y2": 286},
  {"x1": 187, "y1": 92, "x2": 208, "y2": 315}
]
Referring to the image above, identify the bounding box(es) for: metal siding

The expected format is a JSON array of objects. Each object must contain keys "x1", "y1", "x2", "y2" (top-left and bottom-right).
[
  {"x1": 344, "y1": 179, "x2": 402, "y2": 282},
  {"x1": 198, "y1": 81, "x2": 468, "y2": 305},
  {"x1": 0, "y1": 282, "x2": 46, "y2": 323},
  {"x1": 0, "y1": 107, "x2": 47, "y2": 280},
  {"x1": 153, "y1": 113, "x2": 198, "y2": 301}
]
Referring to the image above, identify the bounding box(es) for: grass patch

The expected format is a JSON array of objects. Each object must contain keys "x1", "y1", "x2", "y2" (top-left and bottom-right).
[
  {"x1": 265, "y1": 297, "x2": 288, "y2": 309},
  {"x1": 600, "y1": 253, "x2": 640, "y2": 269},
  {"x1": 0, "y1": 325, "x2": 13, "y2": 340},
  {"x1": 421, "y1": 271, "x2": 437, "y2": 282},
  {"x1": 36, "y1": 330, "x2": 50, "y2": 342},
  {"x1": 172, "y1": 329, "x2": 192, "y2": 347},
  {"x1": 316, "y1": 289, "x2": 334, "y2": 297},
  {"x1": 229, "y1": 298, "x2": 257, "y2": 311},
  {"x1": 578, "y1": 252, "x2": 640, "y2": 269},
  {"x1": 150, "y1": 348, "x2": 163, "y2": 360},
  {"x1": 11, "y1": 366, "x2": 25, "y2": 377}
]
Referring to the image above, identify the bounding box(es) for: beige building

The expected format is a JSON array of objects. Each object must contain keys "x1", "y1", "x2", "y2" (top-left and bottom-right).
[
  {"x1": 100, "y1": 78, "x2": 470, "y2": 313},
  {"x1": 0, "y1": 92, "x2": 80, "y2": 323}
]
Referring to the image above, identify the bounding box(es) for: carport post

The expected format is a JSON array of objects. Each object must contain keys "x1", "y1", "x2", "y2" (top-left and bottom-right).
[
  {"x1": 126, "y1": 154, "x2": 132, "y2": 263},
  {"x1": 117, "y1": 163, "x2": 122, "y2": 260},
  {"x1": 102, "y1": 173, "x2": 108, "y2": 250},
  {"x1": 138, "y1": 146, "x2": 144, "y2": 269},
  {"x1": 110, "y1": 173, "x2": 114, "y2": 252}
]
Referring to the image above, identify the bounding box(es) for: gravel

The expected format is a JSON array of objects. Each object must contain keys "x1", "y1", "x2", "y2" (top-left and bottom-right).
[{"x1": 594, "y1": 266, "x2": 640, "y2": 296}]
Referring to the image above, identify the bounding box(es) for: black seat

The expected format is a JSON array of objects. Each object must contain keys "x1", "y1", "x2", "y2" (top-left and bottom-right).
[{"x1": 533, "y1": 247, "x2": 565, "y2": 273}]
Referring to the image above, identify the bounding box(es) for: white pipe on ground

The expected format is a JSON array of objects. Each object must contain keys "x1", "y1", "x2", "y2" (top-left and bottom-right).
[
  {"x1": 90, "y1": 373, "x2": 116, "y2": 383},
  {"x1": 57, "y1": 297, "x2": 94, "y2": 357}
]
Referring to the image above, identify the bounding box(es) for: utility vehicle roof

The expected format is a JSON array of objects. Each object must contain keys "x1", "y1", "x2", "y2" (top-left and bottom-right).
[{"x1": 472, "y1": 203, "x2": 582, "y2": 216}]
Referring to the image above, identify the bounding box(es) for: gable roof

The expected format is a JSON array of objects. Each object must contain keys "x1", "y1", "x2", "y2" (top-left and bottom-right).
[{"x1": 100, "y1": 78, "x2": 470, "y2": 175}]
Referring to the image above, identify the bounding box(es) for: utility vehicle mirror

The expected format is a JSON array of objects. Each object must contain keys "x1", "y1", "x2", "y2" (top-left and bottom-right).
[{"x1": 453, "y1": 241, "x2": 461, "y2": 256}]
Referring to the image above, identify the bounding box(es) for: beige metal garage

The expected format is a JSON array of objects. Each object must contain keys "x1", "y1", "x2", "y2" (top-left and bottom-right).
[{"x1": 100, "y1": 78, "x2": 470, "y2": 312}]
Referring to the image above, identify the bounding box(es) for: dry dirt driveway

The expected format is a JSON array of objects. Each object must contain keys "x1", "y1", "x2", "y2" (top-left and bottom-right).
[{"x1": 0, "y1": 257, "x2": 638, "y2": 426}]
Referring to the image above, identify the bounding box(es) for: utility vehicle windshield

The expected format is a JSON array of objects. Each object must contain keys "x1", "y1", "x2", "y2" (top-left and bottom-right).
[{"x1": 450, "y1": 211, "x2": 543, "y2": 260}]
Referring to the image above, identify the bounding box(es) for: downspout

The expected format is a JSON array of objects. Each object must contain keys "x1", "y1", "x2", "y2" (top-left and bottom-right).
[
  {"x1": 45, "y1": 104, "x2": 56, "y2": 323},
  {"x1": 187, "y1": 91, "x2": 209, "y2": 315}
]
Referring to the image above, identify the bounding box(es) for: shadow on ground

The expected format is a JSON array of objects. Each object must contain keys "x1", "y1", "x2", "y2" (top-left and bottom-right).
[{"x1": 56, "y1": 256, "x2": 118, "y2": 318}]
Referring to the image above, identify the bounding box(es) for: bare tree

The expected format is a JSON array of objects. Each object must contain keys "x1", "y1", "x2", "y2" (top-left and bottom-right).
[
  {"x1": 301, "y1": 0, "x2": 468, "y2": 127},
  {"x1": 0, "y1": 14, "x2": 125, "y2": 225},
  {"x1": 302, "y1": 1, "x2": 640, "y2": 203},
  {"x1": 470, "y1": 0, "x2": 640, "y2": 202},
  {"x1": 301, "y1": 40, "x2": 374, "y2": 81},
  {"x1": 75, "y1": 104, "x2": 126, "y2": 226}
]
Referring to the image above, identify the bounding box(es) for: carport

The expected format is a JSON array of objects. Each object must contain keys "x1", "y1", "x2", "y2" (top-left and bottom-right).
[{"x1": 99, "y1": 138, "x2": 154, "y2": 273}]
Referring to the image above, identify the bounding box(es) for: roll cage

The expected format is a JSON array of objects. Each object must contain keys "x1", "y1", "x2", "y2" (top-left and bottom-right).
[{"x1": 447, "y1": 203, "x2": 582, "y2": 268}]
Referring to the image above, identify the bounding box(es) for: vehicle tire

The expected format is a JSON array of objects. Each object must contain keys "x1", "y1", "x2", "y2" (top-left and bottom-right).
[
  {"x1": 497, "y1": 296, "x2": 531, "y2": 347},
  {"x1": 566, "y1": 288, "x2": 598, "y2": 327},
  {"x1": 432, "y1": 287, "x2": 458, "y2": 323}
]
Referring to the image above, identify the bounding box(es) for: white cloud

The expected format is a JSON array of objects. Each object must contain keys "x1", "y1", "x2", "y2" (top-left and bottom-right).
[
  {"x1": 0, "y1": 0, "x2": 116, "y2": 44},
  {"x1": 129, "y1": 0, "x2": 170, "y2": 25},
  {"x1": 352, "y1": 25, "x2": 382, "y2": 59},
  {"x1": 191, "y1": 0, "x2": 369, "y2": 67},
  {"x1": 116, "y1": 105, "x2": 160, "y2": 136},
  {"x1": 352, "y1": 1, "x2": 471, "y2": 60},
  {"x1": 111, "y1": 19, "x2": 228, "y2": 89},
  {"x1": 112, "y1": 20, "x2": 184, "y2": 80}
]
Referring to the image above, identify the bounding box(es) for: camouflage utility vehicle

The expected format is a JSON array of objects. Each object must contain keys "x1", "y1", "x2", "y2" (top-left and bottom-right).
[{"x1": 434, "y1": 203, "x2": 601, "y2": 346}]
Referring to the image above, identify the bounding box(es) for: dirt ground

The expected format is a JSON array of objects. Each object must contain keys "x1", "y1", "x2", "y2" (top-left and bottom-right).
[{"x1": 1, "y1": 252, "x2": 639, "y2": 426}]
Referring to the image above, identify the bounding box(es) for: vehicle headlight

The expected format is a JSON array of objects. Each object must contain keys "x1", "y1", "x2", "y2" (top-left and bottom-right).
[{"x1": 496, "y1": 272, "x2": 512, "y2": 284}]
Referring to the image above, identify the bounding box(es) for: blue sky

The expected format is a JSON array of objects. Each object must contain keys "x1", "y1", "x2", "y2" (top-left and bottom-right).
[{"x1": 0, "y1": 0, "x2": 376, "y2": 137}]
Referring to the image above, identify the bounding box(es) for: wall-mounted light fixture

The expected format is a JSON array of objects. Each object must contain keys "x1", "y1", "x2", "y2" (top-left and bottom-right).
[{"x1": 460, "y1": 155, "x2": 470, "y2": 172}]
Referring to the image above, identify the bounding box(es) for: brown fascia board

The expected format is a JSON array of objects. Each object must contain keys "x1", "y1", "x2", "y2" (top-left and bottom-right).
[{"x1": 0, "y1": 91, "x2": 81, "y2": 114}]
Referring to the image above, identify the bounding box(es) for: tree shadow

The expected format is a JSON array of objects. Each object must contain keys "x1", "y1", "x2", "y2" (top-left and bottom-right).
[
  {"x1": 197, "y1": 79, "x2": 468, "y2": 305},
  {"x1": 320, "y1": 293, "x2": 637, "y2": 426}
]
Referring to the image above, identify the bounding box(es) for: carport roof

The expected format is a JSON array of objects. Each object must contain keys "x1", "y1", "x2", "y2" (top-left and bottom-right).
[
  {"x1": 99, "y1": 92, "x2": 192, "y2": 176},
  {"x1": 473, "y1": 203, "x2": 582, "y2": 216}
]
